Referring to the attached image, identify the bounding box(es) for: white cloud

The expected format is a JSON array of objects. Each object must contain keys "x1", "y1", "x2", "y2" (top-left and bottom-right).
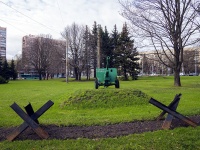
[{"x1": 0, "y1": 0, "x2": 126, "y2": 60}]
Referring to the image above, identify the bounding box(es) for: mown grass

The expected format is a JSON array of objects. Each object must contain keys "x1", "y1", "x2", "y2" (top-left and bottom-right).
[{"x1": 1, "y1": 76, "x2": 200, "y2": 149}]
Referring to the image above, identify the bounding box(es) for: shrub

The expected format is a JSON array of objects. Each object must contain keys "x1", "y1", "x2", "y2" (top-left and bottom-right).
[
  {"x1": 0, "y1": 76, "x2": 8, "y2": 84},
  {"x1": 118, "y1": 76, "x2": 128, "y2": 81}
]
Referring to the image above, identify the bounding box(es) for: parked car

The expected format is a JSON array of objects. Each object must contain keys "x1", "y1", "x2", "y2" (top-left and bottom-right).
[
  {"x1": 189, "y1": 73, "x2": 199, "y2": 76},
  {"x1": 179, "y1": 72, "x2": 185, "y2": 76}
]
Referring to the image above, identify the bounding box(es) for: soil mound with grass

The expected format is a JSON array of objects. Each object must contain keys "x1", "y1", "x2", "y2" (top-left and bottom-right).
[{"x1": 61, "y1": 89, "x2": 150, "y2": 109}]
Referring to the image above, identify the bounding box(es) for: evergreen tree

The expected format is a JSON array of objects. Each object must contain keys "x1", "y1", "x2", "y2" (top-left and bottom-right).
[
  {"x1": 110, "y1": 24, "x2": 120, "y2": 68},
  {"x1": 0, "y1": 57, "x2": 7, "y2": 84},
  {"x1": 83, "y1": 25, "x2": 91, "y2": 80},
  {"x1": 10, "y1": 59, "x2": 18, "y2": 80},
  {"x1": 1, "y1": 60, "x2": 10, "y2": 82},
  {"x1": 115, "y1": 23, "x2": 140, "y2": 80},
  {"x1": 127, "y1": 46, "x2": 140, "y2": 80},
  {"x1": 101, "y1": 26, "x2": 111, "y2": 68},
  {"x1": 91, "y1": 21, "x2": 98, "y2": 78}
]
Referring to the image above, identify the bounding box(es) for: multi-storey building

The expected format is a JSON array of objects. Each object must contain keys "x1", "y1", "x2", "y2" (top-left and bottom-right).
[
  {"x1": 0, "y1": 27, "x2": 6, "y2": 61},
  {"x1": 139, "y1": 47, "x2": 200, "y2": 76}
]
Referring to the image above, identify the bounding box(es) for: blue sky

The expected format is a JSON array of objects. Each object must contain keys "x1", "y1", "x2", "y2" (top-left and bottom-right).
[{"x1": 0, "y1": 0, "x2": 126, "y2": 60}]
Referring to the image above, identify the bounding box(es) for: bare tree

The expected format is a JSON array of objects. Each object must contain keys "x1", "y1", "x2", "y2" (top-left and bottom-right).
[
  {"x1": 14, "y1": 54, "x2": 23, "y2": 77},
  {"x1": 119, "y1": 0, "x2": 200, "y2": 86},
  {"x1": 48, "y1": 40, "x2": 66, "y2": 79},
  {"x1": 83, "y1": 25, "x2": 92, "y2": 80},
  {"x1": 61, "y1": 23, "x2": 86, "y2": 80},
  {"x1": 29, "y1": 34, "x2": 55, "y2": 80}
]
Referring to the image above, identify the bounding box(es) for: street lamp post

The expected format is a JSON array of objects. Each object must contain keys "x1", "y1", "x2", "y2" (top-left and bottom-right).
[{"x1": 66, "y1": 37, "x2": 69, "y2": 83}]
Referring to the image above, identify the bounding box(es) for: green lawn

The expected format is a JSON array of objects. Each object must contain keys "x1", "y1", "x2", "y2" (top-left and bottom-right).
[{"x1": 1, "y1": 76, "x2": 200, "y2": 149}]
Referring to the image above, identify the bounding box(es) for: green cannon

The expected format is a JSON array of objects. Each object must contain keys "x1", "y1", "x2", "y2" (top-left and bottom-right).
[{"x1": 95, "y1": 56, "x2": 119, "y2": 89}]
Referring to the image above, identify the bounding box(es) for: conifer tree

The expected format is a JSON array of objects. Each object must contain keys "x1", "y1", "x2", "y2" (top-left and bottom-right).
[
  {"x1": 115, "y1": 23, "x2": 140, "y2": 80},
  {"x1": 101, "y1": 26, "x2": 111, "y2": 68},
  {"x1": 91, "y1": 21, "x2": 98, "y2": 77},
  {"x1": 110, "y1": 24, "x2": 120, "y2": 68},
  {"x1": 2, "y1": 60, "x2": 10, "y2": 82},
  {"x1": 83, "y1": 25, "x2": 91, "y2": 80},
  {"x1": 10, "y1": 59, "x2": 18, "y2": 80},
  {"x1": 127, "y1": 46, "x2": 140, "y2": 80},
  {"x1": 0, "y1": 57, "x2": 7, "y2": 83}
]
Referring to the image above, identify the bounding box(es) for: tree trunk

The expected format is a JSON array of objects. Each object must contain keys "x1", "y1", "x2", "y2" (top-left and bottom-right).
[
  {"x1": 78, "y1": 72, "x2": 81, "y2": 81},
  {"x1": 42, "y1": 72, "x2": 46, "y2": 80},
  {"x1": 74, "y1": 67, "x2": 78, "y2": 80},
  {"x1": 123, "y1": 67, "x2": 128, "y2": 80},
  {"x1": 46, "y1": 73, "x2": 49, "y2": 80},
  {"x1": 86, "y1": 67, "x2": 89, "y2": 80},
  {"x1": 39, "y1": 71, "x2": 42, "y2": 80},
  {"x1": 174, "y1": 69, "x2": 181, "y2": 86},
  {"x1": 173, "y1": 47, "x2": 182, "y2": 86}
]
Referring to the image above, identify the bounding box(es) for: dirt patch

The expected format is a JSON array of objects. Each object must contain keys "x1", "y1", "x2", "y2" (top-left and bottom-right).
[{"x1": 0, "y1": 116, "x2": 199, "y2": 141}]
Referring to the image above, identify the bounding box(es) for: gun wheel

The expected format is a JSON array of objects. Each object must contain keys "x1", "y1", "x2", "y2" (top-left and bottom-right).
[
  {"x1": 115, "y1": 79, "x2": 120, "y2": 88},
  {"x1": 95, "y1": 79, "x2": 99, "y2": 89}
]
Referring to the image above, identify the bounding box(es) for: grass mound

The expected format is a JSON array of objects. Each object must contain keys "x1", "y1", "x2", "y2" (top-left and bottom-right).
[{"x1": 61, "y1": 89, "x2": 150, "y2": 109}]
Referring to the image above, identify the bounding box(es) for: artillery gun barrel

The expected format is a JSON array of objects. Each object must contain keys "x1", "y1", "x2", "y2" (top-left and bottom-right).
[{"x1": 106, "y1": 56, "x2": 110, "y2": 70}]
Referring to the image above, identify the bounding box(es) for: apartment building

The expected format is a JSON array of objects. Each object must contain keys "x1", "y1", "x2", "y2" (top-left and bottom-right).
[{"x1": 0, "y1": 27, "x2": 6, "y2": 61}]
